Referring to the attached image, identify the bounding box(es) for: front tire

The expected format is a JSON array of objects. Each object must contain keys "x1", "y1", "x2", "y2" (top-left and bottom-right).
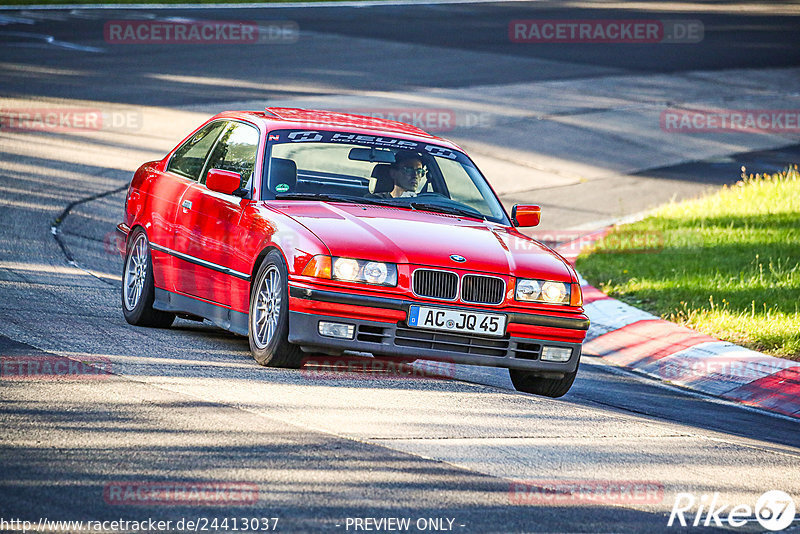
[
  {"x1": 510, "y1": 366, "x2": 578, "y2": 398},
  {"x1": 121, "y1": 229, "x2": 175, "y2": 328},
  {"x1": 248, "y1": 251, "x2": 303, "y2": 368}
]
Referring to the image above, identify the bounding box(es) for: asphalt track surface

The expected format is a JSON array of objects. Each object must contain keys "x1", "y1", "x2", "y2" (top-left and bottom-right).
[{"x1": 1, "y1": 1, "x2": 800, "y2": 533}]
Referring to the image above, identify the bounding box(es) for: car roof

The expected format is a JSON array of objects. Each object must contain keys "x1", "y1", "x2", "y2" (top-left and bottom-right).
[{"x1": 213, "y1": 107, "x2": 463, "y2": 151}]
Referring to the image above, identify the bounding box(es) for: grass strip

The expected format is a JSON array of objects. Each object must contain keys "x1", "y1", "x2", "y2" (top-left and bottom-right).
[{"x1": 575, "y1": 165, "x2": 800, "y2": 361}]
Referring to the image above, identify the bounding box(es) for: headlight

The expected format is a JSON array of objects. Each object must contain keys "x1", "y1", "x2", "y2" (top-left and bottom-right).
[
  {"x1": 515, "y1": 278, "x2": 570, "y2": 305},
  {"x1": 333, "y1": 258, "x2": 360, "y2": 281},
  {"x1": 541, "y1": 281, "x2": 567, "y2": 303},
  {"x1": 363, "y1": 261, "x2": 388, "y2": 284},
  {"x1": 332, "y1": 257, "x2": 397, "y2": 286},
  {"x1": 516, "y1": 279, "x2": 541, "y2": 300}
]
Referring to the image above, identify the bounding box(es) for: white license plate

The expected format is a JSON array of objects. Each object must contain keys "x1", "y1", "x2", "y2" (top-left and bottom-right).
[{"x1": 407, "y1": 305, "x2": 506, "y2": 337}]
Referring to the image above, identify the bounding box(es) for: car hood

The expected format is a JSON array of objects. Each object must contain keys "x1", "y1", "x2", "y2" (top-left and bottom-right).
[{"x1": 271, "y1": 202, "x2": 573, "y2": 281}]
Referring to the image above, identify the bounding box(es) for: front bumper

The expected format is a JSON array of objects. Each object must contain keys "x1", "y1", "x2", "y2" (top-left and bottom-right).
[{"x1": 288, "y1": 286, "x2": 586, "y2": 373}]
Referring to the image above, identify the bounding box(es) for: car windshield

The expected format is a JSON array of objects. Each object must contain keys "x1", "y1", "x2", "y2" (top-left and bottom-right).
[{"x1": 262, "y1": 129, "x2": 509, "y2": 224}]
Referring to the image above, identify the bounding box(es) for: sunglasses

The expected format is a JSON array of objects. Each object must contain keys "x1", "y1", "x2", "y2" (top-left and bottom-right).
[{"x1": 397, "y1": 165, "x2": 427, "y2": 178}]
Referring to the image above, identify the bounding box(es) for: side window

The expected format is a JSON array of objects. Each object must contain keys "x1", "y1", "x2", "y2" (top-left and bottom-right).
[
  {"x1": 202, "y1": 122, "x2": 260, "y2": 187},
  {"x1": 437, "y1": 157, "x2": 503, "y2": 219},
  {"x1": 167, "y1": 121, "x2": 227, "y2": 181}
]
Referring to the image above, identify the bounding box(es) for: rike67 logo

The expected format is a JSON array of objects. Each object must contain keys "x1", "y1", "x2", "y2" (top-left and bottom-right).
[{"x1": 668, "y1": 490, "x2": 796, "y2": 531}]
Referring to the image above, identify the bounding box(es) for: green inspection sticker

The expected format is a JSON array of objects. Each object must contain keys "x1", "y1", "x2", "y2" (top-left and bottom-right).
[{"x1": 275, "y1": 183, "x2": 290, "y2": 193}]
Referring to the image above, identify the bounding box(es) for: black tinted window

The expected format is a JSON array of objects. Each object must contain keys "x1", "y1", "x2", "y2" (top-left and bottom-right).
[
  {"x1": 202, "y1": 122, "x2": 259, "y2": 187},
  {"x1": 167, "y1": 121, "x2": 227, "y2": 181}
]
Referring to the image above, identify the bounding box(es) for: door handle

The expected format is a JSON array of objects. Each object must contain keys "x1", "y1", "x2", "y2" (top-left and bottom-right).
[{"x1": 181, "y1": 200, "x2": 192, "y2": 210}]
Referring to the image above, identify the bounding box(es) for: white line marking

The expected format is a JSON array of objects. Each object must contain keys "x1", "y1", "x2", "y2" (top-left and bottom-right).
[
  {"x1": 0, "y1": 14, "x2": 35, "y2": 23},
  {"x1": 0, "y1": 30, "x2": 103, "y2": 51}
]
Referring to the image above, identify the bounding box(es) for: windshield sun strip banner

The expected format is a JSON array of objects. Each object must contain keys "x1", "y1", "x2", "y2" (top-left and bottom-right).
[{"x1": 266, "y1": 129, "x2": 463, "y2": 161}]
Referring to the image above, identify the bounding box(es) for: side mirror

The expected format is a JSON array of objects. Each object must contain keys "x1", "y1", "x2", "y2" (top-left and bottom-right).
[
  {"x1": 511, "y1": 204, "x2": 541, "y2": 227},
  {"x1": 207, "y1": 169, "x2": 242, "y2": 196}
]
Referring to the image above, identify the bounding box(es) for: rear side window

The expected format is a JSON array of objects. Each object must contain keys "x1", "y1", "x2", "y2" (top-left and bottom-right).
[
  {"x1": 202, "y1": 121, "x2": 260, "y2": 186},
  {"x1": 167, "y1": 121, "x2": 227, "y2": 181}
]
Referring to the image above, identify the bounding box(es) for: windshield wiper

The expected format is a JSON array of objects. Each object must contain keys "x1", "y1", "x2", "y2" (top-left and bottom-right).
[
  {"x1": 274, "y1": 194, "x2": 486, "y2": 219},
  {"x1": 274, "y1": 193, "x2": 397, "y2": 207},
  {"x1": 409, "y1": 202, "x2": 486, "y2": 220}
]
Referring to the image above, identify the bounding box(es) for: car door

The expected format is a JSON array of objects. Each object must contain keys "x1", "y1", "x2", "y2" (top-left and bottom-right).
[
  {"x1": 172, "y1": 120, "x2": 260, "y2": 306},
  {"x1": 151, "y1": 120, "x2": 228, "y2": 292}
]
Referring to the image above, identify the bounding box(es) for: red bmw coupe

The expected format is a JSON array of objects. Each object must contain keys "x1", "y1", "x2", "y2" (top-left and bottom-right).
[{"x1": 119, "y1": 108, "x2": 589, "y2": 397}]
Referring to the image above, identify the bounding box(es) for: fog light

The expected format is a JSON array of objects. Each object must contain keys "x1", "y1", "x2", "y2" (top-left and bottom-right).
[
  {"x1": 318, "y1": 321, "x2": 354, "y2": 339},
  {"x1": 541, "y1": 346, "x2": 572, "y2": 362}
]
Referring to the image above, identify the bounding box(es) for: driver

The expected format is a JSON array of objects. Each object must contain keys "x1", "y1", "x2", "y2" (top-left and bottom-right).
[{"x1": 377, "y1": 151, "x2": 427, "y2": 198}]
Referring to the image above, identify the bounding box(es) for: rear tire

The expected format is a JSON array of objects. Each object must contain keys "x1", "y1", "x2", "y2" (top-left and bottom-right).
[
  {"x1": 121, "y1": 229, "x2": 175, "y2": 328},
  {"x1": 510, "y1": 366, "x2": 578, "y2": 398},
  {"x1": 248, "y1": 251, "x2": 303, "y2": 368}
]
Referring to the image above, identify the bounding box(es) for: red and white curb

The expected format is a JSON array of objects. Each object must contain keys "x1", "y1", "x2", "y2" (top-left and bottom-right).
[{"x1": 555, "y1": 230, "x2": 800, "y2": 420}]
